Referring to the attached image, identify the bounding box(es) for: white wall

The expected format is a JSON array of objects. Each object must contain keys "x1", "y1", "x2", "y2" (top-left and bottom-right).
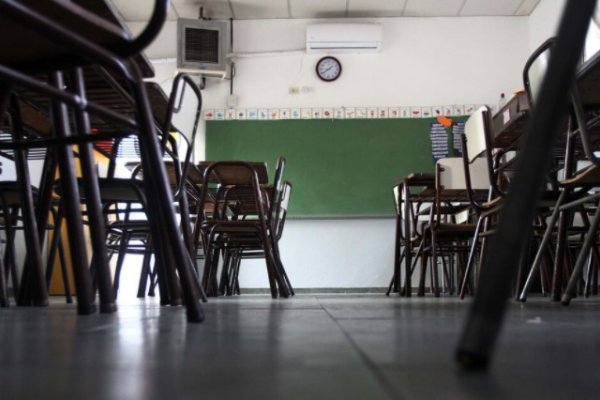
[
  {"x1": 143, "y1": 16, "x2": 530, "y2": 110},
  {"x1": 236, "y1": 219, "x2": 396, "y2": 289},
  {"x1": 135, "y1": 13, "x2": 546, "y2": 289},
  {"x1": 528, "y1": 0, "x2": 566, "y2": 51},
  {"x1": 229, "y1": 17, "x2": 528, "y2": 109}
]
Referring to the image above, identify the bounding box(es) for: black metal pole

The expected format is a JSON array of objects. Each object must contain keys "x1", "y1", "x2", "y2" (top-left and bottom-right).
[{"x1": 455, "y1": 0, "x2": 597, "y2": 371}]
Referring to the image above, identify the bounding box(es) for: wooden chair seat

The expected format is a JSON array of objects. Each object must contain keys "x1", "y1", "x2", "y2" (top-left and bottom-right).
[{"x1": 560, "y1": 163, "x2": 600, "y2": 186}]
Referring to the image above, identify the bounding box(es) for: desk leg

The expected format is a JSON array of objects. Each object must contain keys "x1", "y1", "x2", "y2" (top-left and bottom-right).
[{"x1": 9, "y1": 96, "x2": 49, "y2": 307}]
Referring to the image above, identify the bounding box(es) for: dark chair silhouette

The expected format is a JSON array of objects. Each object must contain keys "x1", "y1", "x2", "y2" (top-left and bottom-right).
[
  {"x1": 195, "y1": 161, "x2": 291, "y2": 298},
  {"x1": 219, "y1": 180, "x2": 294, "y2": 296},
  {"x1": 0, "y1": 0, "x2": 203, "y2": 321},
  {"x1": 97, "y1": 74, "x2": 203, "y2": 303},
  {"x1": 420, "y1": 154, "x2": 490, "y2": 297}
]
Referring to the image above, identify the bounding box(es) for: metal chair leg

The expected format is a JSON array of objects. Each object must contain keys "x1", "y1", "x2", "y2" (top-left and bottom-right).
[
  {"x1": 518, "y1": 191, "x2": 565, "y2": 302},
  {"x1": 562, "y1": 204, "x2": 600, "y2": 304},
  {"x1": 70, "y1": 67, "x2": 116, "y2": 313},
  {"x1": 0, "y1": 242, "x2": 8, "y2": 307},
  {"x1": 9, "y1": 96, "x2": 48, "y2": 308},
  {"x1": 49, "y1": 71, "x2": 96, "y2": 315}
]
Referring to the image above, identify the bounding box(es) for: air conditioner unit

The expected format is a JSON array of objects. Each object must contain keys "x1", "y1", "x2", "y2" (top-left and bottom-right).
[
  {"x1": 306, "y1": 23, "x2": 382, "y2": 53},
  {"x1": 177, "y1": 18, "x2": 230, "y2": 77}
]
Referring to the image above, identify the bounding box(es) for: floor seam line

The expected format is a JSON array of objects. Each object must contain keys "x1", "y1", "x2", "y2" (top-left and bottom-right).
[{"x1": 315, "y1": 297, "x2": 407, "y2": 400}]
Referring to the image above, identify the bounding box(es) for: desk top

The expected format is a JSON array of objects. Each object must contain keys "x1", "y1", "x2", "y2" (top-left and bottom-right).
[
  {"x1": 490, "y1": 91, "x2": 530, "y2": 148},
  {"x1": 576, "y1": 48, "x2": 600, "y2": 107},
  {"x1": 491, "y1": 48, "x2": 600, "y2": 145}
]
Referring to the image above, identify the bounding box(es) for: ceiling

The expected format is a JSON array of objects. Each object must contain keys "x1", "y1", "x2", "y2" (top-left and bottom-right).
[{"x1": 111, "y1": 0, "x2": 542, "y2": 22}]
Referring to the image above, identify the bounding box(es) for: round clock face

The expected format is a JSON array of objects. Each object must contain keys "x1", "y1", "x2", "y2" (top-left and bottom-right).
[{"x1": 316, "y1": 56, "x2": 342, "y2": 82}]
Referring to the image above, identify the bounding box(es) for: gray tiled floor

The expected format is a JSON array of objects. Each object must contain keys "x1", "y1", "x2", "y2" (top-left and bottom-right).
[{"x1": 1, "y1": 294, "x2": 599, "y2": 399}]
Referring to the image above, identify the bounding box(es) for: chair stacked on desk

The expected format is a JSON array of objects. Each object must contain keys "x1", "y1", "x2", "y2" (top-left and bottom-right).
[
  {"x1": 516, "y1": 38, "x2": 600, "y2": 304},
  {"x1": 0, "y1": 0, "x2": 203, "y2": 322}
]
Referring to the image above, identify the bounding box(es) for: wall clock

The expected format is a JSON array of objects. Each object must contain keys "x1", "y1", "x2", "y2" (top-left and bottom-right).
[{"x1": 316, "y1": 56, "x2": 342, "y2": 82}]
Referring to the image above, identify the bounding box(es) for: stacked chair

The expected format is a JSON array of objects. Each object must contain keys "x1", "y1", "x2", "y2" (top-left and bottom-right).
[
  {"x1": 0, "y1": 0, "x2": 204, "y2": 322},
  {"x1": 218, "y1": 181, "x2": 293, "y2": 296},
  {"x1": 194, "y1": 157, "x2": 294, "y2": 298},
  {"x1": 420, "y1": 127, "x2": 491, "y2": 297},
  {"x1": 387, "y1": 173, "x2": 435, "y2": 297},
  {"x1": 93, "y1": 74, "x2": 203, "y2": 304},
  {"x1": 389, "y1": 108, "x2": 494, "y2": 297}
]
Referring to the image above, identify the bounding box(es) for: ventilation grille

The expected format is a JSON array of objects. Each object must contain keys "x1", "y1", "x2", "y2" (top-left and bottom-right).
[{"x1": 185, "y1": 28, "x2": 219, "y2": 64}]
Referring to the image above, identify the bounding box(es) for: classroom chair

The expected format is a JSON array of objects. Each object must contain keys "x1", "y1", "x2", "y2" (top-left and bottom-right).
[
  {"x1": 420, "y1": 155, "x2": 490, "y2": 296},
  {"x1": 93, "y1": 74, "x2": 203, "y2": 303}
]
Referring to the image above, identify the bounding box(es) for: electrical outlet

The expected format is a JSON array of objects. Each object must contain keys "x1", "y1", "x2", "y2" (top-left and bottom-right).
[{"x1": 289, "y1": 86, "x2": 300, "y2": 94}]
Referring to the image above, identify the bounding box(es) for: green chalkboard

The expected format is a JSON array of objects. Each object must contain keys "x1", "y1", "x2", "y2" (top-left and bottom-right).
[{"x1": 206, "y1": 118, "x2": 461, "y2": 217}]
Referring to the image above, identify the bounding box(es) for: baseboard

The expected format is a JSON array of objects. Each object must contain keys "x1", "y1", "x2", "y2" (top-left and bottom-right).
[{"x1": 239, "y1": 287, "x2": 388, "y2": 294}]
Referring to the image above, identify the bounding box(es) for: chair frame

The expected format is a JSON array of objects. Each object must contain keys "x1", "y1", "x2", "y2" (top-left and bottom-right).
[{"x1": 0, "y1": 0, "x2": 204, "y2": 321}]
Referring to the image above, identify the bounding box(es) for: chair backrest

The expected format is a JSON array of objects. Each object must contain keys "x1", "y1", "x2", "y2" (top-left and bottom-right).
[
  {"x1": 273, "y1": 181, "x2": 292, "y2": 240},
  {"x1": 162, "y1": 73, "x2": 202, "y2": 197},
  {"x1": 197, "y1": 161, "x2": 268, "y2": 224},
  {"x1": 464, "y1": 106, "x2": 492, "y2": 163},
  {"x1": 462, "y1": 106, "x2": 498, "y2": 197},
  {"x1": 268, "y1": 156, "x2": 286, "y2": 221},
  {"x1": 525, "y1": 37, "x2": 600, "y2": 168},
  {"x1": 437, "y1": 157, "x2": 490, "y2": 191},
  {"x1": 435, "y1": 157, "x2": 489, "y2": 225},
  {"x1": 102, "y1": 75, "x2": 202, "y2": 183},
  {"x1": 523, "y1": 38, "x2": 554, "y2": 107},
  {"x1": 271, "y1": 156, "x2": 286, "y2": 195},
  {"x1": 393, "y1": 184, "x2": 401, "y2": 215},
  {"x1": 197, "y1": 161, "x2": 269, "y2": 186}
]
